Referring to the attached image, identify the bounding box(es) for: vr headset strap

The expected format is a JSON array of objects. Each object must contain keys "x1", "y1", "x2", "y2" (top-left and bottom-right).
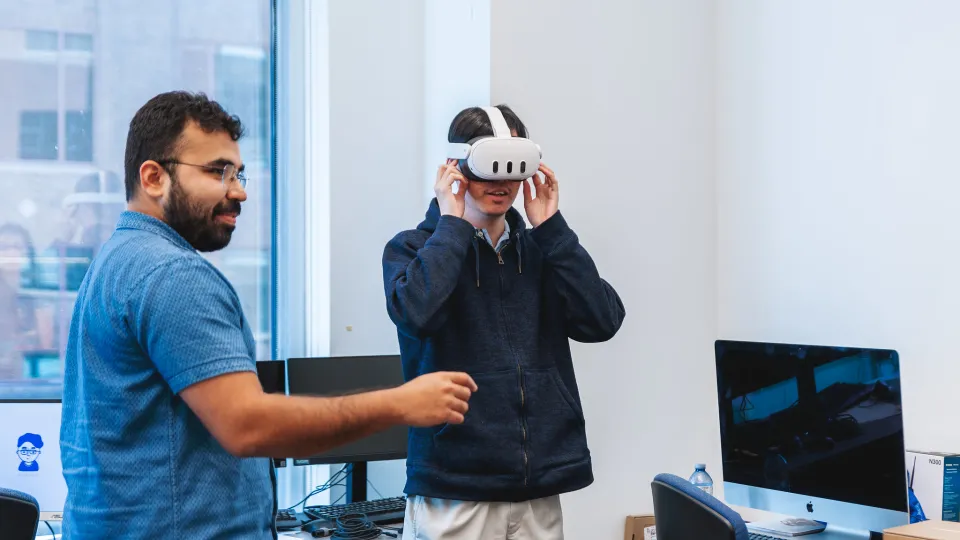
[{"x1": 483, "y1": 106, "x2": 512, "y2": 138}]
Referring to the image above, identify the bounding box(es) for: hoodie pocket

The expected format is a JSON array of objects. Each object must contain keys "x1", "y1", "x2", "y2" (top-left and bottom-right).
[
  {"x1": 524, "y1": 367, "x2": 589, "y2": 474},
  {"x1": 431, "y1": 370, "x2": 524, "y2": 477}
]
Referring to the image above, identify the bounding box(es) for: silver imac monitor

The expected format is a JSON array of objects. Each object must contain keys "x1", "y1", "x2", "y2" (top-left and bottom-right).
[
  {"x1": 715, "y1": 340, "x2": 909, "y2": 534},
  {"x1": 0, "y1": 399, "x2": 66, "y2": 521}
]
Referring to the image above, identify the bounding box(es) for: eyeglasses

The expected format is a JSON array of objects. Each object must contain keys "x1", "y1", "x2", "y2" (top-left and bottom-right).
[
  {"x1": 17, "y1": 448, "x2": 39, "y2": 456},
  {"x1": 159, "y1": 160, "x2": 248, "y2": 190}
]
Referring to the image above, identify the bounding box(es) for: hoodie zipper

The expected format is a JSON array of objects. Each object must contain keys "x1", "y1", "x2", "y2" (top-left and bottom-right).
[
  {"x1": 496, "y1": 243, "x2": 528, "y2": 486},
  {"x1": 477, "y1": 229, "x2": 529, "y2": 485}
]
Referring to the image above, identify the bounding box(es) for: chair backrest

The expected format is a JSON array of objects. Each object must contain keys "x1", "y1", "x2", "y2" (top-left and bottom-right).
[
  {"x1": 0, "y1": 487, "x2": 40, "y2": 540},
  {"x1": 651, "y1": 473, "x2": 749, "y2": 540}
]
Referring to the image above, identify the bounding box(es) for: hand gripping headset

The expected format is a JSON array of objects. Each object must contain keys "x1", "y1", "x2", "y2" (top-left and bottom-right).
[{"x1": 446, "y1": 107, "x2": 541, "y2": 182}]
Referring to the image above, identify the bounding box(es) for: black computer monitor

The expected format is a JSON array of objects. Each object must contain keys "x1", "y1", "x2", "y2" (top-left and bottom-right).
[
  {"x1": 256, "y1": 360, "x2": 286, "y2": 394},
  {"x1": 715, "y1": 340, "x2": 908, "y2": 532},
  {"x1": 255, "y1": 360, "x2": 288, "y2": 468},
  {"x1": 286, "y1": 355, "x2": 407, "y2": 466}
]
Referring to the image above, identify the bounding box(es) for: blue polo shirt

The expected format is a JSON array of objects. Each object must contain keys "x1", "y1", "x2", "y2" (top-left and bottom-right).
[{"x1": 60, "y1": 211, "x2": 276, "y2": 539}]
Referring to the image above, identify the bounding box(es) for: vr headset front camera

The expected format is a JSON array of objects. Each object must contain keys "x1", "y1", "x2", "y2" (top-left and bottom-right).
[{"x1": 446, "y1": 107, "x2": 541, "y2": 182}]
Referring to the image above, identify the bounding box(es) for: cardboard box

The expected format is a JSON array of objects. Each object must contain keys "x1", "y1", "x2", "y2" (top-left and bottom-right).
[
  {"x1": 885, "y1": 520, "x2": 960, "y2": 539},
  {"x1": 624, "y1": 515, "x2": 655, "y2": 540},
  {"x1": 907, "y1": 451, "x2": 960, "y2": 522}
]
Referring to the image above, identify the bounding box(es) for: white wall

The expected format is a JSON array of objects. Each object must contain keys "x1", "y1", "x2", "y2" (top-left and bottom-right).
[
  {"x1": 328, "y1": 0, "x2": 425, "y2": 359},
  {"x1": 423, "y1": 0, "x2": 491, "y2": 201},
  {"x1": 492, "y1": 1, "x2": 718, "y2": 538},
  {"x1": 717, "y1": 0, "x2": 960, "y2": 455}
]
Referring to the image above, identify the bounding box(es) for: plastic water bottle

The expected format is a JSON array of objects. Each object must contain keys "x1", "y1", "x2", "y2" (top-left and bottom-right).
[{"x1": 689, "y1": 463, "x2": 714, "y2": 496}]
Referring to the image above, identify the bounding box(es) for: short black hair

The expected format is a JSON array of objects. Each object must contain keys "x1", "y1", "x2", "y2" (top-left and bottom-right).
[
  {"x1": 448, "y1": 104, "x2": 528, "y2": 143},
  {"x1": 17, "y1": 433, "x2": 43, "y2": 448},
  {"x1": 123, "y1": 91, "x2": 244, "y2": 201}
]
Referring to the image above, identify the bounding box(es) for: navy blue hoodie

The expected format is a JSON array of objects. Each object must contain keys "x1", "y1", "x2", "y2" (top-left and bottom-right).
[{"x1": 382, "y1": 199, "x2": 625, "y2": 502}]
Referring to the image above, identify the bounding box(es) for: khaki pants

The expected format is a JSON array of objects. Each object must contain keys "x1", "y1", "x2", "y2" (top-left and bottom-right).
[{"x1": 401, "y1": 495, "x2": 564, "y2": 540}]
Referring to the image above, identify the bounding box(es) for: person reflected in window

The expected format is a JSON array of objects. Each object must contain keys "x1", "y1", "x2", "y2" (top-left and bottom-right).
[
  {"x1": 41, "y1": 172, "x2": 126, "y2": 292},
  {"x1": 0, "y1": 223, "x2": 40, "y2": 380},
  {"x1": 52, "y1": 171, "x2": 126, "y2": 252}
]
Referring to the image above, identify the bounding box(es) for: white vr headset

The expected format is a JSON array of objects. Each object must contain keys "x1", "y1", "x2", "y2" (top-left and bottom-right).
[{"x1": 446, "y1": 107, "x2": 541, "y2": 182}]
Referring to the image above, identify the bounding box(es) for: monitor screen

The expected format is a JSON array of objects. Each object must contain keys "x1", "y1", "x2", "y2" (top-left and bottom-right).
[
  {"x1": 716, "y1": 340, "x2": 907, "y2": 524},
  {"x1": 0, "y1": 400, "x2": 66, "y2": 520},
  {"x1": 255, "y1": 360, "x2": 288, "y2": 468},
  {"x1": 287, "y1": 355, "x2": 407, "y2": 465}
]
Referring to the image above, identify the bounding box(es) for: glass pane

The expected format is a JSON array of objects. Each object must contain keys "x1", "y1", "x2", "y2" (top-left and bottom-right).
[
  {"x1": 18, "y1": 111, "x2": 58, "y2": 160},
  {"x1": 64, "y1": 32, "x2": 93, "y2": 52},
  {"x1": 0, "y1": 1, "x2": 274, "y2": 399},
  {"x1": 65, "y1": 110, "x2": 92, "y2": 162},
  {"x1": 25, "y1": 30, "x2": 58, "y2": 51}
]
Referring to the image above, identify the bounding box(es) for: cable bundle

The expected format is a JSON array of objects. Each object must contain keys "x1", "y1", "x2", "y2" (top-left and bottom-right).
[{"x1": 330, "y1": 513, "x2": 381, "y2": 539}]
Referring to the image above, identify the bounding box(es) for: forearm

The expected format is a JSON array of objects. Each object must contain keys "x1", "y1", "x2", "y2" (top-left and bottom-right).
[{"x1": 238, "y1": 389, "x2": 402, "y2": 458}]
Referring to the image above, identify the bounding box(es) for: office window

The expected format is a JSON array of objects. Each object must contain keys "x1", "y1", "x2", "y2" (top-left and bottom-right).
[
  {"x1": 0, "y1": 1, "x2": 274, "y2": 399},
  {"x1": 25, "y1": 30, "x2": 58, "y2": 51},
  {"x1": 215, "y1": 48, "x2": 269, "y2": 165},
  {"x1": 18, "y1": 111, "x2": 58, "y2": 160},
  {"x1": 65, "y1": 110, "x2": 93, "y2": 162},
  {"x1": 64, "y1": 33, "x2": 93, "y2": 52}
]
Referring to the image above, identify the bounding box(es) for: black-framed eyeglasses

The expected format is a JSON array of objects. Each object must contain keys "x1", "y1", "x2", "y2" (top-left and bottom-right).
[{"x1": 158, "y1": 160, "x2": 248, "y2": 190}]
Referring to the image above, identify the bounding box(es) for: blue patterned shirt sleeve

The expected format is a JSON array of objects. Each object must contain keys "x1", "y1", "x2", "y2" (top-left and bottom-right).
[{"x1": 127, "y1": 256, "x2": 255, "y2": 393}]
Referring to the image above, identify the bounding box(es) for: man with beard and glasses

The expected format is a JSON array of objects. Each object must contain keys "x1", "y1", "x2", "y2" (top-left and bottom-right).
[{"x1": 60, "y1": 91, "x2": 477, "y2": 540}]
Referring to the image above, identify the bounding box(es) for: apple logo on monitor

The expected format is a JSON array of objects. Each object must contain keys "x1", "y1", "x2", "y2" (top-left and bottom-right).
[{"x1": 806, "y1": 502, "x2": 814, "y2": 513}]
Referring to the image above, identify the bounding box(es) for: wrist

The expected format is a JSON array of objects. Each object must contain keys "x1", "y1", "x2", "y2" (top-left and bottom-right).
[{"x1": 379, "y1": 387, "x2": 406, "y2": 425}]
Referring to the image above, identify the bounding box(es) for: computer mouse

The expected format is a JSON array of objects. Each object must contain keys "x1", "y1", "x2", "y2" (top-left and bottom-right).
[{"x1": 301, "y1": 518, "x2": 336, "y2": 537}]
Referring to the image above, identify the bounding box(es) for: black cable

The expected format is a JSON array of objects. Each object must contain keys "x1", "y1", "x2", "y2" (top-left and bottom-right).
[
  {"x1": 330, "y1": 513, "x2": 381, "y2": 540},
  {"x1": 365, "y1": 478, "x2": 384, "y2": 500},
  {"x1": 289, "y1": 464, "x2": 353, "y2": 510},
  {"x1": 45, "y1": 521, "x2": 57, "y2": 540}
]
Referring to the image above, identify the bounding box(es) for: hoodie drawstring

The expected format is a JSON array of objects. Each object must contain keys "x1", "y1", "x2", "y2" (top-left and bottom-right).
[
  {"x1": 474, "y1": 230, "x2": 523, "y2": 287},
  {"x1": 515, "y1": 233, "x2": 523, "y2": 274},
  {"x1": 473, "y1": 233, "x2": 482, "y2": 287}
]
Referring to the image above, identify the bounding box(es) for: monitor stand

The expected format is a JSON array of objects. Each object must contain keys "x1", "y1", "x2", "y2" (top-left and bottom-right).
[
  {"x1": 345, "y1": 461, "x2": 367, "y2": 503},
  {"x1": 747, "y1": 517, "x2": 826, "y2": 536},
  {"x1": 738, "y1": 507, "x2": 876, "y2": 539}
]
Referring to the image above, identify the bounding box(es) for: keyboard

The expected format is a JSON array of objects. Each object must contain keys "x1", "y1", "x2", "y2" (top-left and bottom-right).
[
  {"x1": 304, "y1": 496, "x2": 407, "y2": 525},
  {"x1": 275, "y1": 508, "x2": 302, "y2": 530},
  {"x1": 748, "y1": 534, "x2": 782, "y2": 540}
]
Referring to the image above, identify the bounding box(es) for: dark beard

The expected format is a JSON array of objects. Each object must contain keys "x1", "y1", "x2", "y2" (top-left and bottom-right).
[{"x1": 164, "y1": 174, "x2": 241, "y2": 252}]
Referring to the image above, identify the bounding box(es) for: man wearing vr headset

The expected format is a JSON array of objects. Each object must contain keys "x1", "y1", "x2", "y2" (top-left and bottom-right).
[{"x1": 382, "y1": 105, "x2": 625, "y2": 538}]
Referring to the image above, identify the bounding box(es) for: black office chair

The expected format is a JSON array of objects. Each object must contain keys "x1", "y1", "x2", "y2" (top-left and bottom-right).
[
  {"x1": 0, "y1": 487, "x2": 40, "y2": 540},
  {"x1": 651, "y1": 473, "x2": 749, "y2": 540}
]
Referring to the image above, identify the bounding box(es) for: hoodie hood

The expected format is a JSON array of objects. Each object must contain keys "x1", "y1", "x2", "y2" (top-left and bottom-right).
[{"x1": 418, "y1": 198, "x2": 527, "y2": 287}]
